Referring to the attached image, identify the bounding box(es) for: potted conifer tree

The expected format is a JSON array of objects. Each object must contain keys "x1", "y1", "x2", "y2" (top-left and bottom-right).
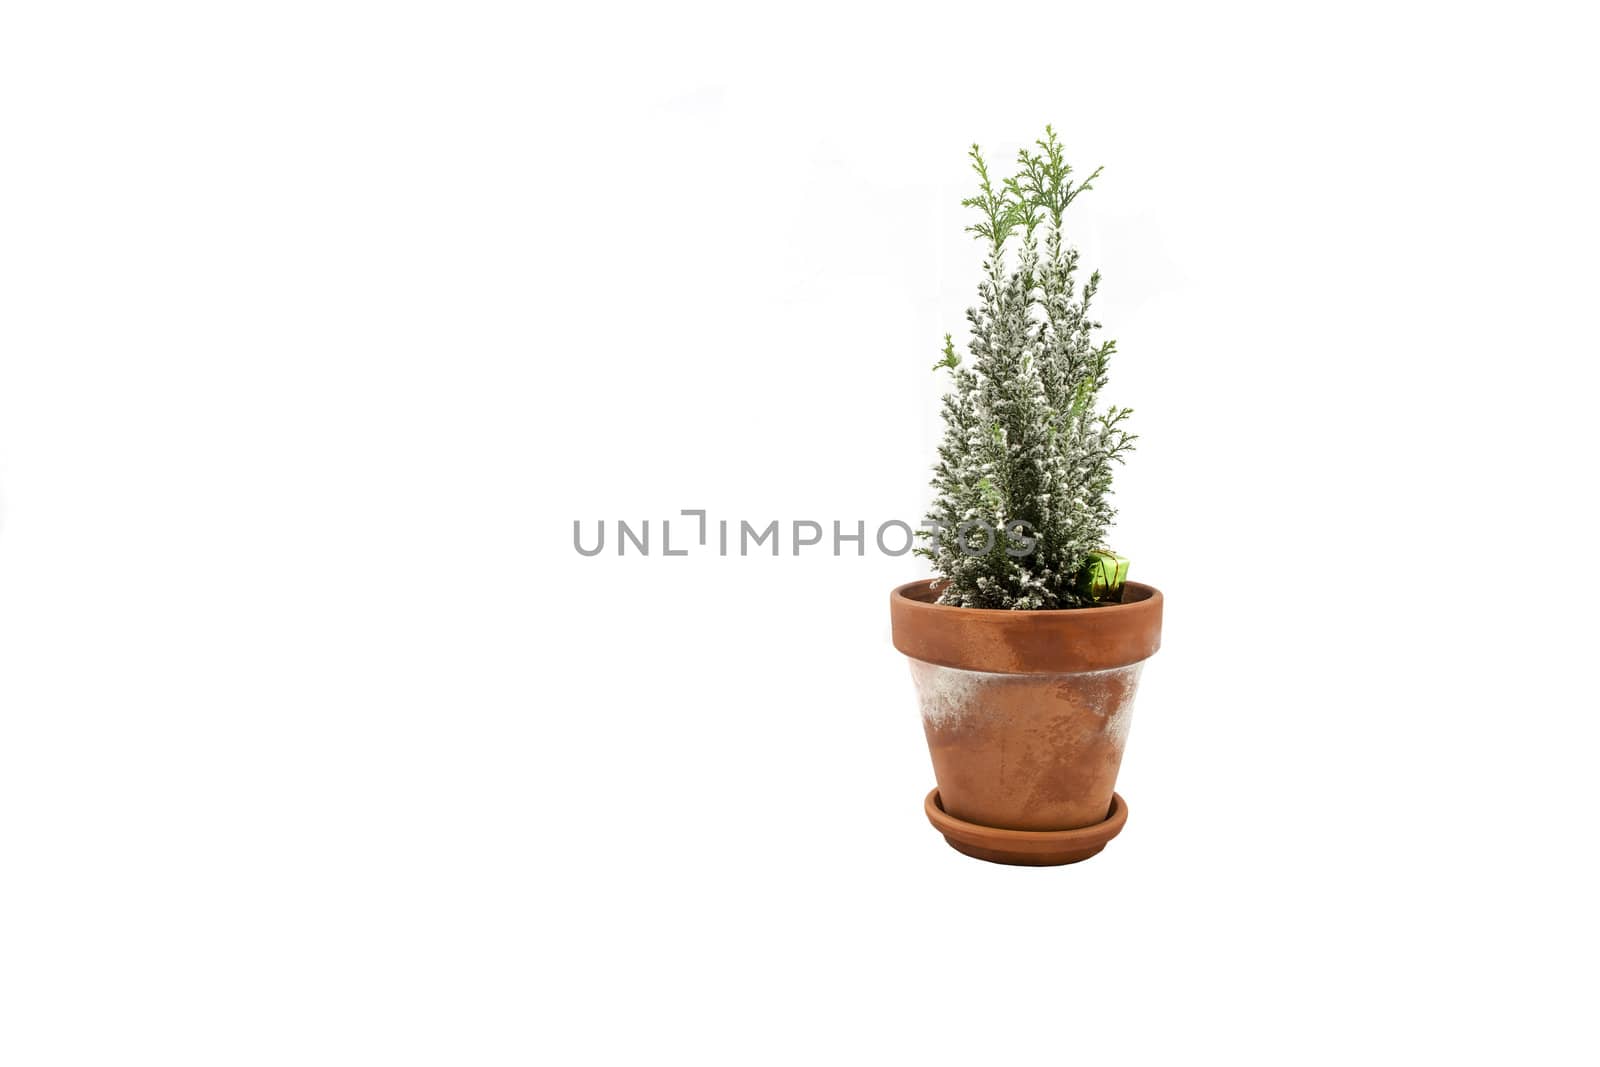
[{"x1": 891, "y1": 128, "x2": 1163, "y2": 865}]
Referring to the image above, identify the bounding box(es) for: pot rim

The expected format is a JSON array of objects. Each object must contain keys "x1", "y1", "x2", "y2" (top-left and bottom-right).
[{"x1": 890, "y1": 577, "x2": 1163, "y2": 674}]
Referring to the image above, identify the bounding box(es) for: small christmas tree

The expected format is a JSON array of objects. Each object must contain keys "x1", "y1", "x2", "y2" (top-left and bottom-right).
[{"x1": 917, "y1": 128, "x2": 1135, "y2": 609}]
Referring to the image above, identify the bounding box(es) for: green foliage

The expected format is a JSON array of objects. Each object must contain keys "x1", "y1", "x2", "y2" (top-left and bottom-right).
[{"x1": 916, "y1": 127, "x2": 1135, "y2": 610}]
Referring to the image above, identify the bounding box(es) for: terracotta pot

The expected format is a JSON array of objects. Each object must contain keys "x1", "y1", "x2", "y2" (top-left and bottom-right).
[{"x1": 890, "y1": 579, "x2": 1163, "y2": 866}]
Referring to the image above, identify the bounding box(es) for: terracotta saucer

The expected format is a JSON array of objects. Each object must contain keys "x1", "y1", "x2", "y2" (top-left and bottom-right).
[{"x1": 924, "y1": 789, "x2": 1128, "y2": 866}]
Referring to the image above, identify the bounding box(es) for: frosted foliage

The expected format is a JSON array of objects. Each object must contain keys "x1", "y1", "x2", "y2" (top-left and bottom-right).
[{"x1": 917, "y1": 129, "x2": 1135, "y2": 609}]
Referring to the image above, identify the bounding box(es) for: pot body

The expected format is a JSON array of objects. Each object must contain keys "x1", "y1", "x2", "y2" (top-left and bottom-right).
[
  {"x1": 911, "y1": 659, "x2": 1142, "y2": 830},
  {"x1": 891, "y1": 579, "x2": 1162, "y2": 833}
]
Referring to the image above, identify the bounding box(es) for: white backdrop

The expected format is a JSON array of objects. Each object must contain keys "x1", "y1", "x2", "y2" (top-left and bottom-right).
[{"x1": 2, "y1": 3, "x2": 1597, "y2": 1064}]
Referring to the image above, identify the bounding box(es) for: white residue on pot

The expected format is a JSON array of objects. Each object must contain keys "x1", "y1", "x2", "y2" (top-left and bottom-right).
[
  {"x1": 907, "y1": 659, "x2": 1145, "y2": 742},
  {"x1": 1099, "y1": 663, "x2": 1143, "y2": 750},
  {"x1": 1081, "y1": 662, "x2": 1145, "y2": 748},
  {"x1": 908, "y1": 659, "x2": 1009, "y2": 727}
]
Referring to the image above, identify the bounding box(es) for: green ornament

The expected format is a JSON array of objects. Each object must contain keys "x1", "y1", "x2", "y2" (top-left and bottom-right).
[{"x1": 1077, "y1": 551, "x2": 1129, "y2": 603}]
